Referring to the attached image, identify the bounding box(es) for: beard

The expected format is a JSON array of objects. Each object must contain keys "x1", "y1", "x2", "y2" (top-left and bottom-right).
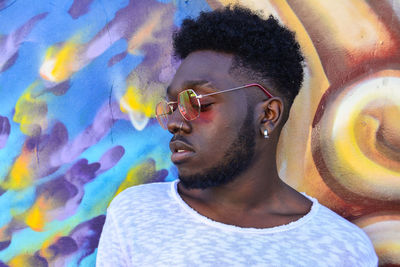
[{"x1": 179, "y1": 105, "x2": 256, "y2": 190}]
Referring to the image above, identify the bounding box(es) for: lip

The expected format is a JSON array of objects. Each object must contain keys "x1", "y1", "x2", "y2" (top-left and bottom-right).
[{"x1": 170, "y1": 140, "x2": 195, "y2": 164}]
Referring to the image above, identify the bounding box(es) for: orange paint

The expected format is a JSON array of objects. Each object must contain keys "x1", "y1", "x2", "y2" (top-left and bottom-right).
[
  {"x1": 25, "y1": 196, "x2": 48, "y2": 231},
  {"x1": 2, "y1": 151, "x2": 33, "y2": 190},
  {"x1": 9, "y1": 254, "x2": 46, "y2": 267},
  {"x1": 127, "y1": 9, "x2": 166, "y2": 55}
]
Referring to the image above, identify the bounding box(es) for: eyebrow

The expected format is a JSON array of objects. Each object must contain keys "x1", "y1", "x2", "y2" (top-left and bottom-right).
[{"x1": 166, "y1": 80, "x2": 212, "y2": 96}]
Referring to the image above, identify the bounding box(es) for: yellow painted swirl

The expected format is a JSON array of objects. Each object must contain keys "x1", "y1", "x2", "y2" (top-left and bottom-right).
[{"x1": 319, "y1": 69, "x2": 400, "y2": 201}]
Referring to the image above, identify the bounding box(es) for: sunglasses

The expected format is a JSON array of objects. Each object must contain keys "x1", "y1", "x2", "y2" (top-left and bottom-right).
[{"x1": 155, "y1": 83, "x2": 273, "y2": 129}]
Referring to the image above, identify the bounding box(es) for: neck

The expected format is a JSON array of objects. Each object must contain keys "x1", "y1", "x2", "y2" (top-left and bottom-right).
[{"x1": 176, "y1": 141, "x2": 313, "y2": 229}]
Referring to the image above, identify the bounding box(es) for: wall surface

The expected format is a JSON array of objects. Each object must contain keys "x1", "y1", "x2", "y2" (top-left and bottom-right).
[{"x1": 0, "y1": 0, "x2": 399, "y2": 266}]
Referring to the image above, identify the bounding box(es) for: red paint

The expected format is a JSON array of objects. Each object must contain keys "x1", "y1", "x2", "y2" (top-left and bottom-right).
[{"x1": 197, "y1": 110, "x2": 215, "y2": 123}]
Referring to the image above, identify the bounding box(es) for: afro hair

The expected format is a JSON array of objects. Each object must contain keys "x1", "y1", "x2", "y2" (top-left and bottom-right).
[{"x1": 173, "y1": 6, "x2": 304, "y2": 105}]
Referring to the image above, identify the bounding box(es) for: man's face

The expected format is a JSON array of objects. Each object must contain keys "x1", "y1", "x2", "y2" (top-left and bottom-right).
[{"x1": 167, "y1": 51, "x2": 256, "y2": 189}]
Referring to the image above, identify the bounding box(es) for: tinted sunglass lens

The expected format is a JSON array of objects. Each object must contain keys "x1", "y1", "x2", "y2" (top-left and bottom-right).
[
  {"x1": 155, "y1": 101, "x2": 171, "y2": 129},
  {"x1": 178, "y1": 90, "x2": 200, "y2": 120}
]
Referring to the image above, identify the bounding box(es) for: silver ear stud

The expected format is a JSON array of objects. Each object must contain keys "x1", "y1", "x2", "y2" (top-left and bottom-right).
[{"x1": 263, "y1": 129, "x2": 269, "y2": 139}]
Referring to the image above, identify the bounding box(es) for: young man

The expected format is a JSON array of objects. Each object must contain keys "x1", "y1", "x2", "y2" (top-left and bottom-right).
[{"x1": 97, "y1": 6, "x2": 378, "y2": 266}]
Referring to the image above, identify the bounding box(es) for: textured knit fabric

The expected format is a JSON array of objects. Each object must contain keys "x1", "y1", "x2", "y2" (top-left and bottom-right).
[{"x1": 96, "y1": 181, "x2": 378, "y2": 267}]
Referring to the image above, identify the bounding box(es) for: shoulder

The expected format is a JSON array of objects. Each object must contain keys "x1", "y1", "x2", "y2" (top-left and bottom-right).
[
  {"x1": 107, "y1": 181, "x2": 174, "y2": 215},
  {"x1": 311, "y1": 203, "x2": 378, "y2": 264},
  {"x1": 316, "y1": 204, "x2": 369, "y2": 239}
]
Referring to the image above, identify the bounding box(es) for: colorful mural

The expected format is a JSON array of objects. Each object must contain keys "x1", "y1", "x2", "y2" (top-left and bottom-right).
[{"x1": 0, "y1": 0, "x2": 399, "y2": 265}]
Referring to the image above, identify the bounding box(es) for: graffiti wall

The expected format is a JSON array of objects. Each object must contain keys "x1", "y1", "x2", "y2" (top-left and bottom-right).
[{"x1": 0, "y1": 0, "x2": 398, "y2": 265}]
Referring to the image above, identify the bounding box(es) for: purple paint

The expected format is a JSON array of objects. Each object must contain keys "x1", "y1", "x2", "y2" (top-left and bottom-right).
[
  {"x1": 158, "y1": 55, "x2": 181, "y2": 84},
  {"x1": 85, "y1": 0, "x2": 174, "y2": 61},
  {"x1": 54, "y1": 102, "x2": 127, "y2": 166},
  {"x1": 48, "y1": 236, "x2": 78, "y2": 256},
  {"x1": 0, "y1": 12, "x2": 48, "y2": 72},
  {"x1": 23, "y1": 122, "x2": 68, "y2": 180},
  {"x1": 66, "y1": 158, "x2": 100, "y2": 184},
  {"x1": 32, "y1": 253, "x2": 48, "y2": 267},
  {"x1": 107, "y1": 51, "x2": 128, "y2": 67},
  {"x1": 25, "y1": 135, "x2": 41, "y2": 150},
  {"x1": 37, "y1": 177, "x2": 78, "y2": 205},
  {"x1": 44, "y1": 215, "x2": 106, "y2": 265},
  {"x1": 0, "y1": 116, "x2": 10, "y2": 149},
  {"x1": 45, "y1": 146, "x2": 124, "y2": 222},
  {"x1": 68, "y1": 0, "x2": 95, "y2": 19},
  {"x1": 69, "y1": 215, "x2": 106, "y2": 264},
  {"x1": 148, "y1": 168, "x2": 168, "y2": 183},
  {"x1": 0, "y1": 52, "x2": 18, "y2": 73},
  {"x1": 45, "y1": 159, "x2": 99, "y2": 221},
  {"x1": 0, "y1": 0, "x2": 18, "y2": 11},
  {"x1": 45, "y1": 80, "x2": 71, "y2": 96},
  {"x1": 0, "y1": 240, "x2": 11, "y2": 251},
  {"x1": 97, "y1": 145, "x2": 125, "y2": 173}
]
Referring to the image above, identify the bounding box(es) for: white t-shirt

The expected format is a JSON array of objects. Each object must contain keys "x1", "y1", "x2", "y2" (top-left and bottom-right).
[{"x1": 96, "y1": 181, "x2": 378, "y2": 266}]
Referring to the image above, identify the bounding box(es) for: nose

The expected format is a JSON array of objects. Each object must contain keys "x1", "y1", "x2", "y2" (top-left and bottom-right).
[{"x1": 167, "y1": 108, "x2": 187, "y2": 134}]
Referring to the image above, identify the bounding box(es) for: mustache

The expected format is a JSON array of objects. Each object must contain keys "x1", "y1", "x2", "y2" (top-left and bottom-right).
[{"x1": 170, "y1": 135, "x2": 193, "y2": 146}]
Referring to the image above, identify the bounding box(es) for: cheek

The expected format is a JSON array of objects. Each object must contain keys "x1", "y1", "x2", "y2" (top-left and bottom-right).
[
  {"x1": 196, "y1": 105, "x2": 242, "y2": 133},
  {"x1": 196, "y1": 103, "x2": 236, "y2": 124},
  {"x1": 196, "y1": 110, "x2": 215, "y2": 123}
]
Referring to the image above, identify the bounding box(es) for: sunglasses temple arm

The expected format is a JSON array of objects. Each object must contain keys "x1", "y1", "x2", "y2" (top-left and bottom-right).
[
  {"x1": 246, "y1": 83, "x2": 273, "y2": 98},
  {"x1": 197, "y1": 84, "x2": 273, "y2": 99},
  {"x1": 196, "y1": 85, "x2": 250, "y2": 99}
]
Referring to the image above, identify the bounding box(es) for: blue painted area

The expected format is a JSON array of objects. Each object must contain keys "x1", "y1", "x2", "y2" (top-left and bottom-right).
[
  {"x1": 173, "y1": 0, "x2": 211, "y2": 26},
  {"x1": 0, "y1": 0, "x2": 195, "y2": 264},
  {"x1": 0, "y1": 119, "x2": 25, "y2": 180},
  {"x1": 9, "y1": 186, "x2": 36, "y2": 214},
  {"x1": 0, "y1": 42, "x2": 43, "y2": 114},
  {"x1": 0, "y1": 187, "x2": 35, "y2": 228},
  {"x1": 0, "y1": 0, "x2": 128, "y2": 44},
  {"x1": 77, "y1": 251, "x2": 96, "y2": 267},
  {"x1": 77, "y1": 120, "x2": 172, "y2": 212},
  {"x1": 0, "y1": 191, "x2": 13, "y2": 227},
  {"x1": 0, "y1": 0, "x2": 50, "y2": 33},
  {"x1": 0, "y1": 223, "x2": 53, "y2": 262},
  {"x1": 79, "y1": 119, "x2": 171, "y2": 175},
  {"x1": 155, "y1": 0, "x2": 173, "y2": 3},
  {"x1": 46, "y1": 40, "x2": 143, "y2": 138}
]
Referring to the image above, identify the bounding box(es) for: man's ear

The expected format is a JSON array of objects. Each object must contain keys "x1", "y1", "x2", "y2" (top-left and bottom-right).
[{"x1": 257, "y1": 97, "x2": 284, "y2": 137}]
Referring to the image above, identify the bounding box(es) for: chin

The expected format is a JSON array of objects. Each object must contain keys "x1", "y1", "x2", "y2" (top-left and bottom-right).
[
  {"x1": 178, "y1": 170, "x2": 237, "y2": 190},
  {"x1": 178, "y1": 177, "x2": 215, "y2": 190}
]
